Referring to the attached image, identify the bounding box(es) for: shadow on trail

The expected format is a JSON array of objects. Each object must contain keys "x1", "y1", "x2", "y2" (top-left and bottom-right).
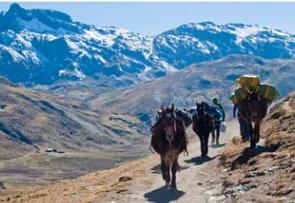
[
  {"x1": 144, "y1": 186, "x2": 185, "y2": 203},
  {"x1": 210, "y1": 143, "x2": 226, "y2": 148},
  {"x1": 184, "y1": 155, "x2": 215, "y2": 165},
  {"x1": 151, "y1": 164, "x2": 189, "y2": 174},
  {"x1": 231, "y1": 144, "x2": 279, "y2": 170}
]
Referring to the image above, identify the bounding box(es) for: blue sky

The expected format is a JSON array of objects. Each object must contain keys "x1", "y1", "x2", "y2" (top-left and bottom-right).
[{"x1": 1, "y1": 2, "x2": 295, "y2": 35}]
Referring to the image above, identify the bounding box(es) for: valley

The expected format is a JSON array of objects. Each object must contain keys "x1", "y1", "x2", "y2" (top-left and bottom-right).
[
  {"x1": 0, "y1": 3, "x2": 294, "y2": 202},
  {"x1": 1, "y1": 91, "x2": 294, "y2": 202}
]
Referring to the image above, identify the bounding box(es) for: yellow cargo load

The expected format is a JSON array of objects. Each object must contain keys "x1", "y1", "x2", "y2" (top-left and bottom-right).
[
  {"x1": 230, "y1": 87, "x2": 248, "y2": 104},
  {"x1": 236, "y1": 75, "x2": 261, "y2": 90},
  {"x1": 258, "y1": 83, "x2": 279, "y2": 101}
]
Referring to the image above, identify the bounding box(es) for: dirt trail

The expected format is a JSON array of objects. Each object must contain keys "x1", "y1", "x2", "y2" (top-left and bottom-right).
[
  {"x1": 0, "y1": 121, "x2": 239, "y2": 203},
  {"x1": 103, "y1": 121, "x2": 239, "y2": 203}
]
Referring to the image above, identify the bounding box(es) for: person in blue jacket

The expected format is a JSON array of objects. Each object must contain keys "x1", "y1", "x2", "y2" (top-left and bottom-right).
[{"x1": 211, "y1": 97, "x2": 225, "y2": 145}]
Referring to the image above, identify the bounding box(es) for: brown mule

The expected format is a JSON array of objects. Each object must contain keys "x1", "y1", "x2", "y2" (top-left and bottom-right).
[
  {"x1": 238, "y1": 90, "x2": 269, "y2": 148},
  {"x1": 150, "y1": 104, "x2": 188, "y2": 189}
]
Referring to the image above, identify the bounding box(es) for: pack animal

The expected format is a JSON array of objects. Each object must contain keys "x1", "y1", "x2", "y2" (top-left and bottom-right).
[
  {"x1": 192, "y1": 102, "x2": 215, "y2": 157},
  {"x1": 238, "y1": 90, "x2": 269, "y2": 148},
  {"x1": 150, "y1": 104, "x2": 188, "y2": 189}
]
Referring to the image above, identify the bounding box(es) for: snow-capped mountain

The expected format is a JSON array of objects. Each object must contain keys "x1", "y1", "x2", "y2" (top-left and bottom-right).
[
  {"x1": 0, "y1": 3, "x2": 295, "y2": 86},
  {"x1": 153, "y1": 22, "x2": 295, "y2": 68},
  {"x1": 0, "y1": 3, "x2": 171, "y2": 86}
]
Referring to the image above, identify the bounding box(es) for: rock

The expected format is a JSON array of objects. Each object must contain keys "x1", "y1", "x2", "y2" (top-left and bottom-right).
[
  {"x1": 197, "y1": 182, "x2": 203, "y2": 185},
  {"x1": 0, "y1": 182, "x2": 5, "y2": 189},
  {"x1": 117, "y1": 189, "x2": 128, "y2": 194},
  {"x1": 118, "y1": 176, "x2": 132, "y2": 182}
]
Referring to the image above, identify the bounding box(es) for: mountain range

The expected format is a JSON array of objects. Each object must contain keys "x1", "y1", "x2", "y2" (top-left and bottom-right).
[
  {"x1": 0, "y1": 3, "x2": 295, "y2": 86},
  {"x1": 86, "y1": 54, "x2": 295, "y2": 126},
  {"x1": 1, "y1": 3, "x2": 295, "y2": 194}
]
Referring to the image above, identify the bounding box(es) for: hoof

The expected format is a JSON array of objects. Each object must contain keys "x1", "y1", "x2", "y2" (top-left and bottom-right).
[
  {"x1": 250, "y1": 141, "x2": 256, "y2": 149},
  {"x1": 170, "y1": 184, "x2": 177, "y2": 190},
  {"x1": 201, "y1": 154, "x2": 207, "y2": 158},
  {"x1": 165, "y1": 181, "x2": 170, "y2": 188},
  {"x1": 170, "y1": 185, "x2": 177, "y2": 190}
]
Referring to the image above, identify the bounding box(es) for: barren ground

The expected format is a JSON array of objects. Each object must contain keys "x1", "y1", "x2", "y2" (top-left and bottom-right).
[{"x1": 0, "y1": 121, "x2": 238, "y2": 203}]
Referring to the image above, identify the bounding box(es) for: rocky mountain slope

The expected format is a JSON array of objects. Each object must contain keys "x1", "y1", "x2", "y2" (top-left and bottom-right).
[
  {"x1": 0, "y1": 77, "x2": 149, "y2": 192},
  {"x1": 1, "y1": 3, "x2": 295, "y2": 86},
  {"x1": 218, "y1": 91, "x2": 295, "y2": 202},
  {"x1": 1, "y1": 92, "x2": 294, "y2": 203},
  {"x1": 87, "y1": 54, "x2": 295, "y2": 126}
]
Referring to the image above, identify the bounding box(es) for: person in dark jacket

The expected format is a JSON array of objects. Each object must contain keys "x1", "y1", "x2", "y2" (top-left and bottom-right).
[
  {"x1": 211, "y1": 97, "x2": 225, "y2": 145},
  {"x1": 233, "y1": 104, "x2": 251, "y2": 142}
]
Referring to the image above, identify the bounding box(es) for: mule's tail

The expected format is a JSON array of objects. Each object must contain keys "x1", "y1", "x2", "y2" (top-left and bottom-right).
[{"x1": 149, "y1": 144, "x2": 155, "y2": 153}]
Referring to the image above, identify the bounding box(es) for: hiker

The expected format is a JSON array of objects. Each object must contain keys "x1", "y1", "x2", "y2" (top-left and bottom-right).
[
  {"x1": 211, "y1": 97, "x2": 225, "y2": 145},
  {"x1": 233, "y1": 104, "x2": 251, "y2": 142}
]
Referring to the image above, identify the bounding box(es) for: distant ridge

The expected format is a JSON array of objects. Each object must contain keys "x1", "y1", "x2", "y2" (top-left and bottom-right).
[{"x1": 0, "y1": 3, "x2": 294, "y2": 86}]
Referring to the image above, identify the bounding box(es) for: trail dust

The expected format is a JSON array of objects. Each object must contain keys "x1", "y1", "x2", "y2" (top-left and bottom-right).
[{"x1": 0, "y1": 121, "x2": 240, "y2": 203}]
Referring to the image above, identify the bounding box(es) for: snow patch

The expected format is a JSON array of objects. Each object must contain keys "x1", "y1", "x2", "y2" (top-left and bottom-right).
[
  {"x1": 22, "y1": 50, "x2": 40, "y2": 64},
  {"x1": 232, "y1": 25, "x2": 265, "y2": 44},
  {"x1": 83, "y1": 29, "x2": 114, "y2": 47},
  {"x1": 0, "y1": 45, "x2": 24, "y2": 62},
  {"x1": 59, "y1": 68, "x2": 85, "y2": 80},
  {"x1": 94, "y1": 55, "x2": 106, "y2": 64}
]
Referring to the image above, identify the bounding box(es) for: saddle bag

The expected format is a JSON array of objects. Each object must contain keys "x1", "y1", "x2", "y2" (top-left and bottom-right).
[
  {"x1": 258, "y1": 83, "x2": 279, "y2": 101},
  {"x1": 236, "y1": 75, "x2": 261, "y2": 90},
  {"x1": 175, "y1": 108, "x2": 192, "y2": 127},
  {"x1": 230, "y1": 87, "x2": 247, "y2": 104}
]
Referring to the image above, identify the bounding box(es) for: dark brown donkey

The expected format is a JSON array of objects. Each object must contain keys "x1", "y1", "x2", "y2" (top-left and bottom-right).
[
  {"x1": 238, "y1": 90, "x2": 269, "y2": 148},
  {"x1": 192, "y1": 102, "x2": 215, "y2": 157},
  {"x1": 150, "y1": 104, "x2": 188, "y2": 189}
]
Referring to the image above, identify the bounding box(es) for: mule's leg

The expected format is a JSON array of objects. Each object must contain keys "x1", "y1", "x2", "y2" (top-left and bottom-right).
[
  {"x1": 199, "y1": 135, "x2": 205, "y2": 157},
  {"x1": 165, "y1": 161, "x2": 171, "y2": 186},
  {"x1": 171, "y1": 159, "x2": 178, "y2": 189},
  {"x1": 204, "y1": 133, "x2": 209, "y2": 156},
  {"x1": 249, "y1": 122, "x2": 256, "y2": 149},
  {"x1": 254, "y1": 121, "x2": 261, "y2": 143},
  {"x1": 211, "y1": 129, "x2": 215, "y2": 144},
  {"x1": 200, "y1": 134, "x2": 208, "y2": 157},
  {"x1": 160, "y1": 155, "x2": 166, "y2": 181},
  {"x1": 215, "y1": 123, "x2": 220, "y2": 145}
]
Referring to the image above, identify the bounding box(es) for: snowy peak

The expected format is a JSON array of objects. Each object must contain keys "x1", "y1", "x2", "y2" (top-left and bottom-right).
[
  {"x1": 0, "y1": 3, "x2": 87, "y2": 35},
  {"x1": 154, "y1": 22, "x2": 295, "y2": 68},
  {"x1": 0, "y1": 4, "x2": 295, "y2": 87}
]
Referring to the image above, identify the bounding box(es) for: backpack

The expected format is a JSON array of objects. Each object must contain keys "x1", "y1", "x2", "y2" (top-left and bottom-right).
[
  {"x1": 175, "y1": 108, "x2": 193, "y2": 127},
  {"x1": 210, "y1": 105, "x2": 223, "y2": 122}
]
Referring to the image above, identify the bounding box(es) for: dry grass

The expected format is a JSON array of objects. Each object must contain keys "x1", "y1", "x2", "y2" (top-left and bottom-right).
[
  {"x1": 0, "y1": 79, "x2": 150, "y2": 195},
  {"x1": 0, "y1": 154, "x2": 158, "y2": 203},
  {"x1": 219, "y1": 137, "x2": 247, "y2": 168}
]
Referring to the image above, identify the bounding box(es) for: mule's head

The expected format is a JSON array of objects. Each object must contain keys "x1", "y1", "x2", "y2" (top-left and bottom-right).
[
  {"x1": 247, "y1": 90, "x2": 263, "y2": 120},
  {"x1": 196, "y1": 102, "x2": 205, "y2": 117},
  {"x1": 157, "y1": 104, "x2": 177, "y2": 142}
]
